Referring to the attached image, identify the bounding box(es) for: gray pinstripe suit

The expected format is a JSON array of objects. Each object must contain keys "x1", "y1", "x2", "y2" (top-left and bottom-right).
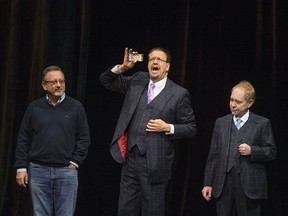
[{"x1": 100, "y1": 68, "x2": 196, "y2": 215}]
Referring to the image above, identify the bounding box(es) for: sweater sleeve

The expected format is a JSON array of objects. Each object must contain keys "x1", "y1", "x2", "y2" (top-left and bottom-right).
[
  {"x1": 14, "y1": 104, "x2": 33, "y2": 169},
  {"x1": 70, "y1": 104, "x2": 91, "y2": 167}
]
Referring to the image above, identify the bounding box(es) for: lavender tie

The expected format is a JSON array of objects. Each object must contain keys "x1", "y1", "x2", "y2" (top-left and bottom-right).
[{"x1": 147, "y1": 83, "x2": 155, "y2": 104}]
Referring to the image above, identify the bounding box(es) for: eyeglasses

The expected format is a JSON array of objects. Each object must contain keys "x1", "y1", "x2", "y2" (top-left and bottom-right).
[
  {"x1": 148, "y1": 57, "x2": 168, "y2": 63},
  {"x1": 44, "y1": 80, "x2": 65, "y2": 85}
]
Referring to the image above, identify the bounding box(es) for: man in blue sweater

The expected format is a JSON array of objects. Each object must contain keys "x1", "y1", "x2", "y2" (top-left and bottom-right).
[{"x1": 15, "y1": 65, "x2": 90, "y2": 216}]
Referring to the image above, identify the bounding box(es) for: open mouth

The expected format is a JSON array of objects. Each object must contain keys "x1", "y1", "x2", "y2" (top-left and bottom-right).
[{"x1": 152, "y1": 66, "x2": 159, "y2": 72}]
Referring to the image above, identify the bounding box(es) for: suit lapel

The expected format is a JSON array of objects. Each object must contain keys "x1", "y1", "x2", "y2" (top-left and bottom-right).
[
  {"x1": 224, "y1": 115, "x2": 233, "y2": 156},
  {"x1": 115, "y1": 78, "x2": 148, "y2": 134},
  {"x1": 241, "y1": 112, "x2": 257, "y2": 143},
  {"x1": 128, "y1": 79, "x2": 149, "y2": 114},
  {"x1": 151, "y1": 79, "x2": 173, "y2": 115}
]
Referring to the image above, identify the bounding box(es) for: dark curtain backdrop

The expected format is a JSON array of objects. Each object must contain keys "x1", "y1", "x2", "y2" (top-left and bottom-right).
[{"x1": 1, "y1": 0, "x2": 287, "y2": 215}]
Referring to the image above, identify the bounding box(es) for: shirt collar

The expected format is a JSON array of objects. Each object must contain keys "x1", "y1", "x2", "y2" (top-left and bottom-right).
[
  {"x1": 46, "y1": 93, "x2": 65, "y2": 106},
  {"x1": 234, "y1": 110, "x2": 249, "y2": 123},
  {"x1": 148, "y1": 77, "x2": 167, "y2": 90}
]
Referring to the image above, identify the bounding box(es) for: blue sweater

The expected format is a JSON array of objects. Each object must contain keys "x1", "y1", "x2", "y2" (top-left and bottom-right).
[{"x1": 15, "y1": 95, "x2": 90, "y2": 169}]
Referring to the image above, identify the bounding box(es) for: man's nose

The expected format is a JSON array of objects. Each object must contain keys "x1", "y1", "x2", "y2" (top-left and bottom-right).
[{"x1": 55, "y1": 81, "x2": 62, "y2": 86}]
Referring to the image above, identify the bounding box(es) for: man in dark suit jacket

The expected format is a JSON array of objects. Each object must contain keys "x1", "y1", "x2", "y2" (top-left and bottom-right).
[
  {"x1": 100, "y1": 47, "x2": 197, "y2": 216},
  {"x1": 202, "y1": 81, "x2": 277, "y2": 216}
]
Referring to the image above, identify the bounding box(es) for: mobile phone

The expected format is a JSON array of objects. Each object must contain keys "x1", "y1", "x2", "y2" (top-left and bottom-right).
[{"x1": 128, "y1": 53, "x2": 143, "y2": 62}]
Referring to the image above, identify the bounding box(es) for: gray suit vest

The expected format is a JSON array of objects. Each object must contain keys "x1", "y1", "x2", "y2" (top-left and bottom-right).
[
  {"x1": 127, "y1": 87, "x2": 157, "y2": 154},
  {"x1": 226, "y1": 120, "x2": 247, "y2": 173}
]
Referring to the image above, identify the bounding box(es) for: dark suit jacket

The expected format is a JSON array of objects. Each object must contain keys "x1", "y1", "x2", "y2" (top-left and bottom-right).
[
  {"x1": 203, "y1": 112, "x2": 277, "y2": 199},
  {"x1": 100, "y1": 68, "x2": 197, "y2": 183}
]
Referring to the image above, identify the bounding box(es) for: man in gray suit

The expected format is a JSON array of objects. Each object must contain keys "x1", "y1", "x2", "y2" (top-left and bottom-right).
[
  {"x1": 100, "y1": 47, "x2": 197, "y2": 216},
  {"x1": 202, "y1": 81, "x2": 277, "y2": 216}
]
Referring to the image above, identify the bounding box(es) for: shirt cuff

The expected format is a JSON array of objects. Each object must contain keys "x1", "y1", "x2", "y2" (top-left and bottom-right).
[
  {"x1": 166, "y1": 124, "x2": 174, "y2": 135},
  {"x1": 17, "y1": 168, "x2": 27, "y2": 173},
  {"x1": 69, "y1": 161, "x2": 79, "y2": 168},
  {"x1": 111, "y1": 65, "x2": 122, "y2": 74}
]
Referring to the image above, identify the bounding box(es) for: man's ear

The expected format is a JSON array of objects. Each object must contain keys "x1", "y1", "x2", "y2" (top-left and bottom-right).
[
  {"x1": 42, "y1": 82, "x2": 47, "y2": 91},
  {"x1": 166, "y1": 63, "x2": 170, "y2": 72},
  {"x1": 248, "y1": 99, "x2": 254, "y2": 108}
]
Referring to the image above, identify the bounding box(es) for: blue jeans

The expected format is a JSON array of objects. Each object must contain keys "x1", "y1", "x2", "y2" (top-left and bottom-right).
[{"x1": 28, "y1": 163, "x2": 78, "y2": 216}]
